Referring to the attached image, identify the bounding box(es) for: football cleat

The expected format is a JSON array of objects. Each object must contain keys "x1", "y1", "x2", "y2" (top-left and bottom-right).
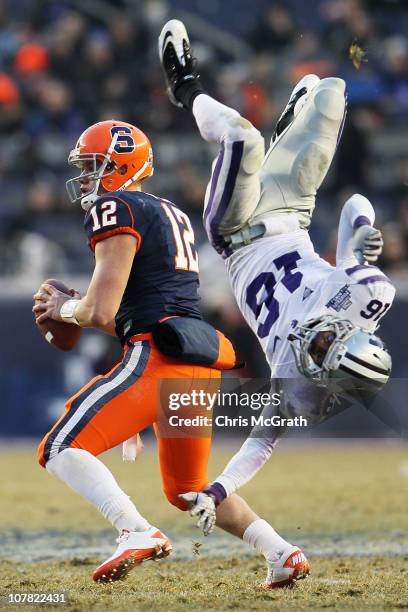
[
  {"x1": 92, "y1": 527, "x2": 172, "y2": 583},
  {"x1": 158, "y1": 19, "x2": 200, "y2": 108},
  {"x1": 258, "y1": 546, "x2": 310, "y2": 589},
  {"x1": 270, "y1": 74, "x2": 321, "y2": 147}
]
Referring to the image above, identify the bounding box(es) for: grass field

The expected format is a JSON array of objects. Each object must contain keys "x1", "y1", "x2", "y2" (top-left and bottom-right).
[{"x1": 0, "y1": 442, "x2": 407, "y2": 610}]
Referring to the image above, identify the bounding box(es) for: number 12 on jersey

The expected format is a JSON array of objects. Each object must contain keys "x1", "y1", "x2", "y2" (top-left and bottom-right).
[
  {"x1": 90, "y1": 200, "x2": 117, "y2": 230},
  {"x1": 161, "y1": 202, "x2": 199, "y2": 273}
]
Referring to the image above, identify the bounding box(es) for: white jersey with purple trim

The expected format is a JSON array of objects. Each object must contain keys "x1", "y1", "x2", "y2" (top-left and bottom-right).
[
  {"x1": 226, "y1": 228, "x2": 395, "y2": 378},
  {"x1": 189, "y1": 79, "x2": 396, "y2": 499}
]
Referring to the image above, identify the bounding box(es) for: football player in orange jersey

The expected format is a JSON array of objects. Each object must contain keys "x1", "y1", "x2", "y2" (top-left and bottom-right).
[
  {"x1": 33, "y1": 120, "x2": 294, "y2": 587},
  {"x1": 34, "y1": 120, "x2": 238, "y2": 582}
]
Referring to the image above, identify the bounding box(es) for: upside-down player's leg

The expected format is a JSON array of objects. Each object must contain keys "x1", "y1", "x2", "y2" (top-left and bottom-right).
[
  {"x1": 254, "y1": 75, "x2": 347, "y2": 229},
  {"x1": 160, "y1": 20, "x2": 346, "y2": 253},
  {"x1": 159, "y1": 20, "x2": 265, "y2": 258},
  {"x1": 193, "y1": 94, "x2": 265, "y2": 248}
]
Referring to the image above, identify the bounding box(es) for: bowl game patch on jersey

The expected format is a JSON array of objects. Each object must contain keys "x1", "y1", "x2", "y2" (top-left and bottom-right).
[{"x1": 325, "y1": 285, "x2": 352, "y2": 312}]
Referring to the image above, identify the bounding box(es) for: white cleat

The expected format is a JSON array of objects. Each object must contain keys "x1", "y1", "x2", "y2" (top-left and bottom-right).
[
  {"x1": 92, "y1": 526, "x2": 172, "y2": 583},
  {"x1": 158, "y1": 19, "x2": 197, "y2": 109},
  {"x1": 158, "y1": 19, "x2": 190, "y2": 67},
  {"x1": 270, "y1": 74, "x2": 321, "y2": 148},
  {"x1": 258, "y1": 546, "x2": 310, "y2": 589}
]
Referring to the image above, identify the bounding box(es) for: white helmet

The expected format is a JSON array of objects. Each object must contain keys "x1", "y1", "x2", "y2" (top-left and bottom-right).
[{"x1": 288, "y1": 315, "x2": 391, "y2": 396}]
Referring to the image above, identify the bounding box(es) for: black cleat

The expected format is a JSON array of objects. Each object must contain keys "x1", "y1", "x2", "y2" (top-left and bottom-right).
[{"x1": 158, "y1": 19, "x2": 203, "y2": 109}]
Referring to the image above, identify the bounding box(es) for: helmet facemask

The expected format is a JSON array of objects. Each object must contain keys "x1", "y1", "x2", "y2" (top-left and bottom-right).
[
  {"x1": 289, "y1": 316, "x2": 358, "y2": 381},
  {"x1": 288, "y1": 315, "x2": 391, "y2": 397},
  {"x1": 66, "y1": 132, "x2": 119, "y2": 211}
]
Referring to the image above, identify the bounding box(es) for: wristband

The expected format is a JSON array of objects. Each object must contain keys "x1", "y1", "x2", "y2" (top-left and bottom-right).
[
  {"x1": 60, "y1": 299, "x2": 81, "y2": 325},
  {"x1": 203, "y1": 482, "x2": 227, "y2": 506},
  {"x1": 353, "y1": 215, "x2": 371, "y2": 229}
]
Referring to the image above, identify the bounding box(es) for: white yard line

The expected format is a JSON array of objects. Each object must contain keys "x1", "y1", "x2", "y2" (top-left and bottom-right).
[{"x1": 0, "y1": 530, "x2": 407, "y2": 563}]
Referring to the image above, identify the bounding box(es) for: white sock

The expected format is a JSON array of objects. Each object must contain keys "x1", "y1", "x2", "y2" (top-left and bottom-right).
[
  {"x1": 243, "y1": 518, "x2": 291, "y2": 563},
  {"x1": 46, "y1": 448, "x2": 150, "y2": 533},
  {"x1": 192, "y1": 94, "x2": 240, "y2": 144}
]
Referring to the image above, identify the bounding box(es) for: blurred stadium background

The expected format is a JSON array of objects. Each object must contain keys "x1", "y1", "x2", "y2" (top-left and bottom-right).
[
  {"x1": 0, "y1": 1, "x2": 407, "y2": 607},
  {"x1": 0, "y1": 0, "x2": 407, "y2": 437}
]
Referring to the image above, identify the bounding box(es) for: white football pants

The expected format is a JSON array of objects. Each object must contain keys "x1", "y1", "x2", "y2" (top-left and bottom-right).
[{"x1": 193, "y1": 77, "x2": 346, "y2": 257}]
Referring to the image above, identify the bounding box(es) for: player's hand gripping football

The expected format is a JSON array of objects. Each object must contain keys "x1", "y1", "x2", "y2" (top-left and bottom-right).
[
  {"x1": 352, "y1": 225, "x2": 384, "y2": 264},
  {"x1": 33, "y1": 283, "x2": 81, "y2": 323},
  {"x1": 179, "y1": 492, "x2": 217, "y2": 536}
]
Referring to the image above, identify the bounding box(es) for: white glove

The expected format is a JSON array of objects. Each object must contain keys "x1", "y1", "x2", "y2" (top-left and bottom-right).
[
  {"x1": 352, "y1": 225, "x2": 383, "y2": 264},
  {"x1": 179, "y1": 492, "x2": 216, "y2": 536}
]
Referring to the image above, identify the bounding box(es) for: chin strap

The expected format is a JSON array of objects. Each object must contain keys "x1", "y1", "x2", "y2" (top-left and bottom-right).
[{"x1": 118, "y1": 160, "x2": 152, "y2": 191}]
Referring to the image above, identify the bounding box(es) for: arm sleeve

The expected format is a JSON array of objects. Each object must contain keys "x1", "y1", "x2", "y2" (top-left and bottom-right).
[
  {"x1": 215, "y1": 436, "x2": 279, "y2": 496},
  {"x1": 85, "y1": 196, "x2": 141, "y2": 252},
  {"x1": 336, "y1": 193, "x2": 376, "y2": 266}
]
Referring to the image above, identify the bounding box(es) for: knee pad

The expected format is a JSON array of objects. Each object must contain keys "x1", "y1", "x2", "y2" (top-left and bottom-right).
[
  {"x1": 292, "y1": 141, "x2": 332, "y2": 196},
  {"x1": 223, "y1": 118, "x2": 265, "y2": 175}
]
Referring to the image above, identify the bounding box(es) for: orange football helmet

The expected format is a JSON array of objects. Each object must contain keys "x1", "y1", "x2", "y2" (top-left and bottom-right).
[{"x1": 66, "y1": 120, "x2": 154, "y2": 210}]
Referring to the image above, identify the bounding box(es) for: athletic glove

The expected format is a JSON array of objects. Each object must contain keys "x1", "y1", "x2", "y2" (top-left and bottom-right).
[
  {"x1": 352, "y1": 225, "x2": 383, "y2": 264},
  {"x1": 179, "y1": 491, "x2": 217, "y2": 536}
]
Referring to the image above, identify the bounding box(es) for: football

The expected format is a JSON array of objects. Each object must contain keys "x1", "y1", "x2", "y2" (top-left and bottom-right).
[{"x1": 35, "y1": 278, "x2": 82, "y2": 351}]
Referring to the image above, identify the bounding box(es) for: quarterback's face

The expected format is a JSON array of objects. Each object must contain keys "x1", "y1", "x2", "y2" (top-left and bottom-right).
[
  {"x1": 78, "y1": 160, "x2": 96, "y2": 195},
  {"x1": 309, "y1": 330, "x2": 335, "y2": 367}
]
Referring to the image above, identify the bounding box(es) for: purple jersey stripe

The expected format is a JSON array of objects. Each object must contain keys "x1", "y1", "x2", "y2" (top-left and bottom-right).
[
  {"x1": 353, "y1": 215, "x2": 371, "y2": 229},
  {"x1": 210, "y1": 232, "x2": 232, "y2": 258},
  {"x1": 346, "y1": 264, "x2": 377, "y2": 275},
  {"x1": 204, "y1": 142, "x2": 225, "y2": 224},
  {"x1": 336, "y1": 94, "x2": 347, "y2": 149},
  {"x1": 358, "y1": 275, "x2": 392, "y2": 285},
  {"x1": 207, "y1": 140, "x2": 244, "y2": 237}
]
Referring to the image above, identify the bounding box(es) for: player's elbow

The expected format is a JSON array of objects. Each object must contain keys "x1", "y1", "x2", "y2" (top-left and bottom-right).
[
  {"x1": 344, "y1": 193, "x2": 373, "y2": 219},
  {"x1": 89, "y1": 306, "x2": 116, "y2": 328}
]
